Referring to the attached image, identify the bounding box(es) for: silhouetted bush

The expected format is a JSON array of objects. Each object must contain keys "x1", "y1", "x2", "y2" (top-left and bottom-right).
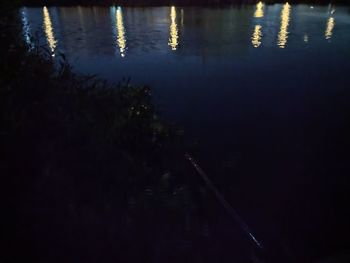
[{"x1": 1, "y1": 6, "x2": 206, "y2": 263}]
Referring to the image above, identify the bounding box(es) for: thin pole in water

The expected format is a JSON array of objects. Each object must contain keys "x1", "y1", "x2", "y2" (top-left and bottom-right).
[{"x1": 185, "y1": 153, "x2": 263, "y2": 250}]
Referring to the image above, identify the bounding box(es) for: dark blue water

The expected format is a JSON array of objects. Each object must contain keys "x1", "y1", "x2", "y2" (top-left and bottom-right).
[{"x1": 21, "y1": 3, "x2": 350, "y2": 261}]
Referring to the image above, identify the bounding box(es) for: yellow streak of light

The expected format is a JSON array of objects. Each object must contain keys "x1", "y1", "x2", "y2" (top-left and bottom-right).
[
  {"x1": 252, "y1": 25, "x2": 263, "y2": 48},
  {"x1": 116, "y1": 7, "x2": 126, "y2": 57},
  {"x1": 325, "y1": 17, "x2": 335, "y2": 40},
  {"x1": 254, "y1": 2, "x2": 264, "y2": 18},
  {"x1": 278, "y1": 3, "x2": 291, "y2": 48},
  {"x1": 43, "y1": 6, "x2": 57, "y2": 56},
  {"x1": 168, "y1": 6, "x2": 179, "y2": 51}
]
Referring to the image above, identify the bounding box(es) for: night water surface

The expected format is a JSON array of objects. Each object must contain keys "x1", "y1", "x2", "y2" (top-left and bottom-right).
[{"x1": 21, "y1": 3, "x2": 350, "y2": 261}]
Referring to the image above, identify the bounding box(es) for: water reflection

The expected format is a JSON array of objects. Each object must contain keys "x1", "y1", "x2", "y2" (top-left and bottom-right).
[
  {"x1": 21, "y1": 7, "x2": 33, "y2": 48},
  {"x1": 116, "y1": 7, "x2": 126, "y2": 57},
  {"x1": 115, "y1": 7, "x2": 127, "y2": 57},
  {"x1": 77, "y1": 6, "x2": 87, "y2": 34},
  {"x1": 252, "y1": 2, "x2": 264, "y2": 48},
  {"x1": 23, "y1": 5, "x2": 348, "y2": 61},
  {"x1": 325, "y1": 17, "x2": 335, "y2": 40},
  {"x1": 43, "y1": 6, "x2": 57, "y2": 56},
  {"x1": 252, "y1": 25, "x2": 263, "y2": 48},
  {"x1": 168, "y1": 6, "x2": 179, "y2": 51},
  {"x1": 278, "y1": 3, "x2": 291, "y2": 48},
  {"x1": 254, "y1": 1, "x2": 264, "y2": 18}
]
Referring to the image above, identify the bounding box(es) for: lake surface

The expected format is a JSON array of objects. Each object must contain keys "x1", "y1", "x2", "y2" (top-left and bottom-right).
[{"x1": 21, "y1": 3, "x2": 350, "y2": 261}]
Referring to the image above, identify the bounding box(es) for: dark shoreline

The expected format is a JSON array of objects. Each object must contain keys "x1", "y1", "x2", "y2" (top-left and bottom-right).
[{"x1": 21, "y1": 0, "x2": 350, "y2": 7}]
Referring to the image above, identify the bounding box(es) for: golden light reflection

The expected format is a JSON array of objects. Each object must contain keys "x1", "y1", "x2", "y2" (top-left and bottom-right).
[
  {"x1": 254, "y1": 2, "x2": 264, "y2": 18},
  {"x1": 43, "y1": 6, "x2": 57, "y2": 56},
  {"x1": 278, "y1": 3, "x2": 291, "y2": 48},
  {"x1": 116, "y1": 7, "x2": 127, "y2": 57},
  {"x1": 325, "y1": 17, "x2": 335, "y2": 40},
  {"x1": 252, "y1": 25, "x2": 263, "y2": 48},
  {"x1": 168, "y1": 6, "x2": 179, "y2": 51}
]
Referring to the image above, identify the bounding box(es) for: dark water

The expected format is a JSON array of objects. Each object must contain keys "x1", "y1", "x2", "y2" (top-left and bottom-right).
[{"x1": 21, "y1": 3, "x2": 350, "y2": 261}]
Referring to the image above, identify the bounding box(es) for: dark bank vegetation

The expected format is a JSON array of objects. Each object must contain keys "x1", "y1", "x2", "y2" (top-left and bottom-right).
[
  {"x1": 1, "y1": 2, "x2": 220, "y2": 263},
  {"x1": 21, "y1": 0, "x2": 350, "y2": 7},
  {"x1": 2, "y1": 1, "x2": 271, "y2": 263}
]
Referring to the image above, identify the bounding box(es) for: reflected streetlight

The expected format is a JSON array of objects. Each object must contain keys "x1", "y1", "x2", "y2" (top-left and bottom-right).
[
  {"x1": 21, "y1": 7, "x2": 33, "y2": 48},
  {"x1": 254, "y1": 1, "x2": 264, "y2": 18},
  {"x1": 278, "y1": 3, "x2": 291, "y2": 49},
  {"x1": 325, "y1": 17, "x2": 335, "y2": 40},
  {"x1": 43, "y1": 6, "x2": 57, "y2": 56},
  {"x1": 252, "y1": 2, "x2": 264, "y2": 48},
  {"x1": 116, "y1": 7, "x2": 127, "y2": 57},
  {"x1": 168, "y1": 6, "x2": 179, "y2": 51},
  {"x1": 252, "y1": 25, "x2": 263, "y2": 48}
]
